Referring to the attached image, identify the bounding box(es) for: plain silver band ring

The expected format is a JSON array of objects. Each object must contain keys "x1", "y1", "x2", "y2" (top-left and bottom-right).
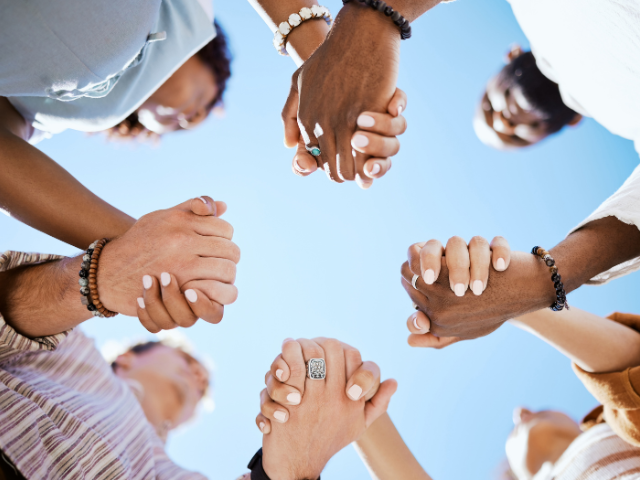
[{"x1": 411, "y1": 274, "x2": 419, "y2": 289}]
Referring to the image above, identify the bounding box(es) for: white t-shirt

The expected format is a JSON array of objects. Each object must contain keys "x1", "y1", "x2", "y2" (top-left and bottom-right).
[{"x1": 509, "y1": 0, "x2": 640, "y2": 283}]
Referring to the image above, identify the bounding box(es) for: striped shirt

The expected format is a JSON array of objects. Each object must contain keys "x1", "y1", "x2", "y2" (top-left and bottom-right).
[{"x1": 0, "y1": 251, "x2": 209, "y2": 479}]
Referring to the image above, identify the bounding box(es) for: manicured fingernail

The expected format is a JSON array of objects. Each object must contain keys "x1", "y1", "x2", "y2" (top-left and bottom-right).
[
  {"x1": 413, "y1": 316, "x2": 422, "y2": 331},
  {"x1": 259, "y1": 422, "x2": 266, "y2": 432},
  {"x1": 496, "y1": 258, "x2": 506, "y2": 271},
  {"x1": 352, "y1": 134, "x2": 369, "y2": 148},
  {"x1": 287, "y1": 392, "x2": 301, "y2": 405},
  {"x1": 357, "y1": 114, "x2": 375, "y2": 128},
  {"x1": 472, "y1": 280, "x2": 483, "y2": 296},
  {"x1": 454, "y1": 283, "x2": 466, "y2": 297},
  {"x1": 137, "y1": 297, "x2": 145, "y2": 309},
  {"x1": 348, "y1": 384, "x2": 363, "y2": 401},
  {"x1": 161, "y1": 272, "x2": 171, "y2": 287},
  {"x1": 185, "y1": 289, "x2": 198, "y2": 303},
  {"x1": 294, "y1": 158, "x2": 308, "y2": 173},
  {"x1": 368, "y1": 163, "x2": 381, "y2": 176},
  {"x1": 198, "y1": 196, "x2": 208, "y2": 205},
  {"x1": 424, "y1": 269, "x2": 435, "y2": 285},
  {"x1": 143, "y1": 275, "x2": 152, "y2": 290},
  {"x1": 398, "y1": 105, "x2": 404, "y2": 116},
  {"x1": 274, "y1": 410, "x2": 287, "y2": 423},
  {"x1": 276, "y1": 369, "x2": 284, "y2": 380},
  {"x1": 356, "y1": 174, "x2": 372, "y2": 190}
]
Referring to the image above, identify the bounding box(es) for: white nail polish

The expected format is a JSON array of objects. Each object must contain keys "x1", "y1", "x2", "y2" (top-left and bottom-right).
[
  {"x1": 198, "y1": 196, "x2": 208, "y2": 205},
  {"x1": 143, "y1": 275, "x2": 152, "y2": 290},
  {"x1": 274, "y1": 410, "x2": 287, "y2": 423},
  {"x1": 357, "y1": 115, "x2": 375, "y2": 128},
  {"x1": 454, "y1": 283, "x2": 466, "y2": 297},
  {"x1": 496, "y1": 258, "x2": 506, "y2": 271},
  {"x1": 424, "y1": 269, "x2": 435, "y2": 284},
  {"x1": 294, "y1": 159, "x2": 308, "y2": 173},
  {"x1": 352, "y1": 134, "x2": 369, "y2": 148},
  {"x1": 185, "y1": 289, "x2": 198, "y2": 303},
  {"x1": 287, "y1": 392, "x2": 301, "y2": 405},
  {"x1": 472, "y1": 280, "x2": 483, "y2": 296},
  {"x1": 259, "y1": 422, "x2": 266, "y2": 432},
  {"x1": 347, "y1": 384, "x2": 363, "y2": 401},
  {"x1": 160, "y1": 272, "x2": 171, "y2": 287},
  {"x1": 137, "y1": 297, "x2": 145, "y2": 309},
  {"x1": 276, "y1": 369, "x2": 284, "y2": 381},
  {"x1": 413, "y1": 316, "x2": 422, "y2": 331},
  {"x1": 369, "y1": 163, "x2": 381, "y2": 176},
  {"x1": 398, "y1": 105, "x2": 404, "y2": 116}
]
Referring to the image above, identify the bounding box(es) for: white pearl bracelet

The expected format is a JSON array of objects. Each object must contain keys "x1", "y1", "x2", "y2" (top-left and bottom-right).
[{"x1": 273, "y1": 5, "x2": 333, "y2": 56}]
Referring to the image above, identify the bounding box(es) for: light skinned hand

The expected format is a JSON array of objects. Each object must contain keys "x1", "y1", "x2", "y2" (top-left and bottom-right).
[
  {"x1": 256, "y1": 338, "x2": 397, "y2": 480},
  {"x1": 97, "y1": 196, "x2": 240, "y2": 327},
  {"x1": 290, "y1": 88, "x2": 407, "y2": 189}
]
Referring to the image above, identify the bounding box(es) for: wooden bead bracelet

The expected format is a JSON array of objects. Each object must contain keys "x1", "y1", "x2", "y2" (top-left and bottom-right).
[
  {"x1": 531, "y1": 246, "x2": 569, "y2": 312},
  {"x1": 343, "y1": 0, "x2": 412, "y2": 40},
  {"x1": 78, "y1": 239, "x2": 117, "y2": 318}
]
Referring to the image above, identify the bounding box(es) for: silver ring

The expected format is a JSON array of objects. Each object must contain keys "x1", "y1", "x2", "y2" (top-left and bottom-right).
[
  {"x1": 305, "y1": 145, "x2": 321, "y2": 157},
  {"x1": 411, "y1": 274, "x2": 419, "y2": 289},
  {"x1": 306, "y1": 358, "x2": 326, "y2": 380}
]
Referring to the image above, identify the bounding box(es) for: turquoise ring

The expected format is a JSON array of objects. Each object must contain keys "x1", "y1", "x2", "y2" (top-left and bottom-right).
[{"x1": 305, "y1": 145, "x2": 321, "y2": 157}]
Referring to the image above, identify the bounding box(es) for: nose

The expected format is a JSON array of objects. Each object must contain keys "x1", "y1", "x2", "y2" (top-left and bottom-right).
[{"x1": 513, "y1": 407, "x2": 534, "y2": 425}]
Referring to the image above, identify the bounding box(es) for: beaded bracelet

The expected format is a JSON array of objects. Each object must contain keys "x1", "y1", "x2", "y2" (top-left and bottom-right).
[
  {"x1": 531, "y1": 246, "x2": 569, "y2": 312},
  {"x1": 78, "y1": 239, "x2": 117, "y2": 318},
  {"x1": 342, "y1": 0, "x2": 411, "y2": 40},
  {"x1": 273, "y1": 5, "x2": 333, "y2": 56}
]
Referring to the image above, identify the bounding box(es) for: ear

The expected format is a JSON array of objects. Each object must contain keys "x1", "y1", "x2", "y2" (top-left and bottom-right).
[
  {"x1": 568, "y1": 113, "x2": 583, "y2": 126},
  {"x1": 113, "y1": 351, "x2": 136, "y2": 373},
  {"x1": 505, "y1": 44, "x2": 524, "y2": 63}
]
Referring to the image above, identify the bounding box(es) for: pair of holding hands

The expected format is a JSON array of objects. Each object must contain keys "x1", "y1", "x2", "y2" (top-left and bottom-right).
[{"x1": 253, "y1": 338, "x2": 396, "y2": 480}]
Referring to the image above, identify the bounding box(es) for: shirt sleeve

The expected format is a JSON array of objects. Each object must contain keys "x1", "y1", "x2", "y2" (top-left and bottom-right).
[
  {"x1": 573, "y1": 312, "x2": 640, "y2": 446},
  {"x1": 0, "y1": 251, "x2": 70, "y2": 365},
  {"x1": 567, "y1": 164, "x2": 640, "y2": 285}
]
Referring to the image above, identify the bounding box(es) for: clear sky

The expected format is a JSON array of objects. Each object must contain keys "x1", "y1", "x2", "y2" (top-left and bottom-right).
[{"x1": 2, "y1": 0, "x2": 640, "y2": 478}]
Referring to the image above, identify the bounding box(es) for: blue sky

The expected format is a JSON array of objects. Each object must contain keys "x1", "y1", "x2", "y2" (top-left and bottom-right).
[{"x1": 2, "y1": 0, "x2": 640, "y2": 478}]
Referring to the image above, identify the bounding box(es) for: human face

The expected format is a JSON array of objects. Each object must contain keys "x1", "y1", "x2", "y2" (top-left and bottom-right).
[
  {"x1": 137, "y1": 55, "x2": 218, "y2": 134},
  {"x1": 115, "y1": 345, "x2": 209, "y2": 429},
  {"x1": 506, "y1": 407, "x2": 582, "y2": 480}
]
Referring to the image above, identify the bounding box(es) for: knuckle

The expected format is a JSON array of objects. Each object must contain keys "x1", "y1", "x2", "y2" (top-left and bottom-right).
[
  {"x1": 447, "y1": 236, "x2": 466, "y2": 247},
  {"x1": 469, "y1": 236, "x2": 489, "y2": 248},
  {"x1": 344, "y1": 348, "x2": 362, "y2": 364},
  {"x1": 322, "y1": 338, "x2": 341, "y2": 352},
  {"x1": 289, "y1": 363, "x2": 306, "y2": 379},
  {"x1": 357, "y1": 369, "x2": 375, "y2": 385}
]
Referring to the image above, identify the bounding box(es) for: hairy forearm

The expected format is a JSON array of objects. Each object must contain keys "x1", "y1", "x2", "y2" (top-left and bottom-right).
[
  {"x1": 0, "y1": 256, "x2": 91, "y2": 337},
  {"x1": 511, "y1": 308, "x2": 640, "y2": 373},
  {"x1": 354, "y1": 413, "x2": 432, "y2": 480}
]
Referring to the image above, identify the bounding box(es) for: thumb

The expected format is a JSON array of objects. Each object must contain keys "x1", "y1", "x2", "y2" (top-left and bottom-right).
[
  {"x1": 282, "y1": 79, "x2": 301, "y2": 149},
  {"x1": 364, "y1": 379, "x2": 398, "y2": 428},
  {"x1": 172, "y1": 196, "x2": 226, "y2": 217}
]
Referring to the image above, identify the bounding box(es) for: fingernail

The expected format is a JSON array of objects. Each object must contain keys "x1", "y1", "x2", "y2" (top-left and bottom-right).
[
  {"x1": 143, "y1": 275, "x2": 152, "y2": 290},
  {"x1": 454, "y1": 283, "x2": 466, "y2": 297},
  {"x1": 160, "y1": 272, "x2": 171, "y2": 287},
  {"x1": 294, "y1": 158, "x2": 308, "y2": 173},
  {"x1": 259, "y1": 422, "x2": 266, "y2": 432},
  {"x1": 357, "y1": 114, "x2": 375, "y2": 128},
  {"x1": 424, "y1": 269, "x2": 435, "y2": 285},
  {"x1": 287, "y1": 392, "x2": 301, "y2": 405},
  {"x1": 185, "y1": 289, "x2": 198, "y2": 303},
  {"x1": 398, "y1": 105, "x2": 404, "y2": 116},
  {"x1": 356, "y1": 174, "x2": 372, "y2": 190},
  {"x1": 496, "y1": 258, "x2": 506, "y2": 271},
  {"x1": 274, "y1": 410, "x2": 287, "y2": 423},
  {"x1": 368, "y1": 163, "x2": 381, "y2": 176},
  {"x1": 352, "y1": 134, "x2": 369, "y2": 148},
  {"x1": 137, "y1": 297, "x2": 145, "y2": 309},
  {"x1": 198, "y1": 196, "x2": 208, "y2": 205},
  {"x1": 276, "y1": 369, "x2": 284, "y2": 381},
  {"x1": 347, "y1": 384, "x2": 363, "y2": 401},
  {"x1": 413, "y1": 315, "x2": 422, "y2": 331},
  {"x1": 472, "y1": 280, "x2": 483, "y2": 296}
]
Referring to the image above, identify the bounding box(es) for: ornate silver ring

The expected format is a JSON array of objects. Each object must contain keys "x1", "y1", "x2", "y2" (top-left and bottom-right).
[
  {"x1": 306, "y1": 358, "x2": 326, "y2": 380},
  {"x1": 305, "y1": 145, "x2": 321, "y2": 157}
]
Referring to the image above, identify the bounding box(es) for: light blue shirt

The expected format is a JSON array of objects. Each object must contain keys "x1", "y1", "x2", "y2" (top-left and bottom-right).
[{"x1": 1, "y1": 0, "x2": 215, "y2": 141}]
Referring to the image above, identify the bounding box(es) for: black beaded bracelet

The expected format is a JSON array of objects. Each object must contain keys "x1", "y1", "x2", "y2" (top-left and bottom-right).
[
  {"x1": 531, "y1": 246, "x2": 569, "y2": 312},
  {"x1": 79, "y1": 241, "x2": 101, "y2": 317},
  {"x1": 342, "y1": 0, "x2": 412, "y2": 40}
]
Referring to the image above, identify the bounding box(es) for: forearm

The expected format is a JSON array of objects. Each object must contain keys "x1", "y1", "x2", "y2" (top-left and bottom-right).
[
  {"x1": 511, "y1": 308, "x2": 640, "y2": 373},
  {"x1": 354, "y1": 413, "x2": 432, "y2": 480},
  {"x1": 0, "y1": 255, "x2": 91, "y2": 337}
]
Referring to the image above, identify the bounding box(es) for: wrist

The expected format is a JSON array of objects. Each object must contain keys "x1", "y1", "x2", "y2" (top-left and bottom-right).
[
  {"x1": 334, "y1": 2, "x2": 401, "y2": 47},
  {"x1": 286, "y1": 18, "x2": 331, "y2": 65},
  {"x1": 95, "y1": 237, "x2": 132, "y2": 315},
  {"x1": 262, "y1": 444, "x2": 323, "y2": 480}
]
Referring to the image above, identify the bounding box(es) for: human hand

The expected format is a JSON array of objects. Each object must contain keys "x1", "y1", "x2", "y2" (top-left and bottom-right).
[
  {"x1": 282, "y1": 3, "x2": 401, "y2": 187},
  {"x1": 401, "y1": 236, "x2": 555, "y2": 344},
  {"x1": 97, "y1": 196, "x2": 240, "y2": 327},
  {"x1": 256, "y1": 338, "x2": 397, "y2": 480},
  {"x1": 289, "y1": 88, "x2": 407, "y2": 189}
]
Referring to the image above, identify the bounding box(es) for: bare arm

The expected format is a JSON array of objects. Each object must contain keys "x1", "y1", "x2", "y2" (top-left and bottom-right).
[
  {"x1": 354, "y1": 413, "x2": 433, "y2": 480},
  {"x1": 0, "y1": 97, "x2": 135, "y2": 250},
  {"x1": 510, "y1": 307, "x2": 640, "y2": 374}
]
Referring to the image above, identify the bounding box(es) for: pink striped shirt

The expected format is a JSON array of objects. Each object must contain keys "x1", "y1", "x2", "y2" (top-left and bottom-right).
[{"x1": 0, "y1": 251, "x2": 210, "y2": 479}]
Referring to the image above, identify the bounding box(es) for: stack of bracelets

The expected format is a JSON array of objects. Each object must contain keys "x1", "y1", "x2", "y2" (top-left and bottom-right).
[
  {"x1": 342, "y1": 0, "x2": 412, "y2": 40},
  {"x1": 531, "y1": 246, "x2": 569, "y2": 312},
  {"x1": 79, "y1": 239, "x2": 118, "y2": 318},
  {"x1": 273, "y1": 5, "x2": 333, "y2": 56}
]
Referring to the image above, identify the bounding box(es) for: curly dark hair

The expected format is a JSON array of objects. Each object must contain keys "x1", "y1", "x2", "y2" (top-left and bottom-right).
[{"x1": 105, "y1": 20, "x2": 232, "y2": 141}]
